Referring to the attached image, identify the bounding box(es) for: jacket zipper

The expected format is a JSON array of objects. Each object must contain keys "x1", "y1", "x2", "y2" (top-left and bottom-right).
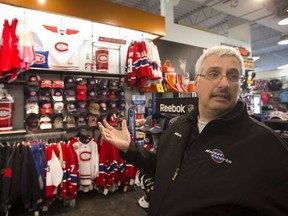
[
  {"x1": 171, "y1": 130, "x2": 198, "y2": 182},
  {"x1": 172, "y1": 167, "x2": 179, "y2": 181}
]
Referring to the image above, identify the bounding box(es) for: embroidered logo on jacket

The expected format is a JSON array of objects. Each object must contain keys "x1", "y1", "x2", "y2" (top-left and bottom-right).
[
  {"x1": 205, "y1": 149, "x2": 232, "y2": 164},
  {"x1": 174, "y1": 132, "x2": 181, "y2": 137}
]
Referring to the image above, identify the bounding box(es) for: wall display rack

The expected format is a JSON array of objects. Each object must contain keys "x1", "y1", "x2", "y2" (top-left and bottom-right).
[
  {"x1": 0, "y1": 66, "x2": 127, "y2": 136},
  {"x1": 0, "y1": 2, "x2": 160, "y2": 138}
]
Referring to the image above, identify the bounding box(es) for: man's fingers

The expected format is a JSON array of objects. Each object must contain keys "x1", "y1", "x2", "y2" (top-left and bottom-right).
[
  {"x1": 98, "y1": 122, "x2": 105, "y2": 133},
  {"x1": 103, "y1": 119, "x2": 114, "y2": 130},
  {"x1": 121, "y1": 119, "x2": 128, "y2": 131}
]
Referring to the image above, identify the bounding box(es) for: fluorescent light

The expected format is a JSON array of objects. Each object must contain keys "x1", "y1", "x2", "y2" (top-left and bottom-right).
[
  {"x1": 278, "y1": 34, "x2": 288, "y2": 45},
  {"x1": 278, "y1": 12, "x2": 288, "y2": 25},
  {"x1": 277, "y1": 64, "x2": 288, "y2": 69},
  {"x1": 252, "y1": 56, "x2": 260, "y2": 62}
]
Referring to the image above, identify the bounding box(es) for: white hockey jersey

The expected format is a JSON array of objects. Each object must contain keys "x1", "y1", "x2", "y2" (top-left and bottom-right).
[
  {"x1": 71, "y1": 137, "x2": 99, "y2": 192},
  {"x1": 41, "y1": 25, "x2": 82, "y2": 69}
]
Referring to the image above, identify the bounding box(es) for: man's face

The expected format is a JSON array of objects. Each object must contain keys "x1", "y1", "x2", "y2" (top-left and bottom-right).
[{"x1": 194, "y1": 54, "x2": 241, "y2": 119}]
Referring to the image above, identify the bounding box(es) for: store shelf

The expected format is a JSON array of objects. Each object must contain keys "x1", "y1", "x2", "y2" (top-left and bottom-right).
[
  {"x1": 27, "y1": 68, "x2": 126, "y2": 78},
  {"x1": 0, "y1": 129, "x2": 26, "y2": 135}
]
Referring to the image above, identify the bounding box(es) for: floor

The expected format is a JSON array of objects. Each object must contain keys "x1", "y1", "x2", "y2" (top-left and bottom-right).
[{"x1": 9, "y1": 187, "x2": 148, "y2": 216}]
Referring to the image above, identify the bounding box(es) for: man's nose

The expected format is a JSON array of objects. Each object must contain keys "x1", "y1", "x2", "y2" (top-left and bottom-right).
[{"x1": 217, "y1": 75, "x2": 230, "y2": 87}]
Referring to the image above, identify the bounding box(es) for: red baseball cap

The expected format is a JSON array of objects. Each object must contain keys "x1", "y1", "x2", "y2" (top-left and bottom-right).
[
  {"x1": 107, "y1": 113, "x2": 118, "y2": 127},
  {"x1": 76, "y1": 84, "x2": 87, "y2": 101}
]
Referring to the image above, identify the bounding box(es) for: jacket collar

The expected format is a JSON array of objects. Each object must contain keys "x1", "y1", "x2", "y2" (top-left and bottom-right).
[{"x1": 183, "y1": 100, "x2": 248, "y2": 124}]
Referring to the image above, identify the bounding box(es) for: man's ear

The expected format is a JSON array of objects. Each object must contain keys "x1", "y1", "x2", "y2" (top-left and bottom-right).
[{"x1": 194, "y1": 76, "x2": 199, "y2": 88}]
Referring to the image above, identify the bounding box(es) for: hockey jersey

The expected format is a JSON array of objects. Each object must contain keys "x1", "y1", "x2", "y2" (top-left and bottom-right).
[
  {"x1": 45, "y1": 144, "x2": 63, "y2": 197},
  {"x1": 41, "y1": 25, "x2": 81, "y2": 69},
  {"x1": 70, "y1": 137, "x2": 99, "y2": 192}
]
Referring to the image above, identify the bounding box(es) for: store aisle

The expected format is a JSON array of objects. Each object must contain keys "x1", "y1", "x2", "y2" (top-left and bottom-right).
[{"x1": 11, "y1": 188, "x2": 147, "y2": 216}]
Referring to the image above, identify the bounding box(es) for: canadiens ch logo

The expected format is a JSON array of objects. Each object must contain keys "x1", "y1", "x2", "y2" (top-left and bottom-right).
[
  {"x1": 97, "y1": 54, "x2": 108, "y2": 63},
  {"x1": 0, "y1": 108, "x2": 11, "y2": 120},
  {"x1": 205, "y1": 149, "x2": 232, "y2": 164},
  {"x1": 55, "y1": 42, "x2": 69, "y2": 52},
  {"x1": 35, "y1": 54, "x2": 45, "y2": 64}
]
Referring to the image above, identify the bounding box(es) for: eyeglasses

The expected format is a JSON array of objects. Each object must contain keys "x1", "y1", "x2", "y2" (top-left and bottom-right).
[{"x1": 197, "y1": 71, "x2": 244, "y2": 83}]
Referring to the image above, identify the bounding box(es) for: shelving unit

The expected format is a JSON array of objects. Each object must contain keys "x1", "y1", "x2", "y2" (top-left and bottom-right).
[
  {"x1": 27, "y1": 68, "x2": 127, "y2": 78},
  {"x1": 0, "y1": 67, "x2": 127, "y2": 138}
]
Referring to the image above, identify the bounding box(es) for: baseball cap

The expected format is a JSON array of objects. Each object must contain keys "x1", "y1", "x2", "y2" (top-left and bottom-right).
[
  {"x1": 169, "y1": 116, "x2": 179, "y2": 126},
  {"x1": 107, "y1": 113, "x2": 118, "y2": 127},
  {"x1": 27, "y1": 75, "x2": 40, "y2": 86},
  {"x1": 64, "y1": 76, "x2": 76, "y2": 89},
  {"x1": 99, "y1": 101, "x2": 107, "y2": 112},
  {"x1": 40, "y1": 101, "x2": 53, "y2": 115},
  {"x1": 25, "y1": 86, "x2": 39, "y2": 102},
  {"x1": 77, "y1": 113, "x2": 87, "y2": 127},
  {"x1": 149, "y1": 117, "x2": 167, "y2": 134},
  {"x1": 87, "y1": 114, "x2": 98, "y2": 127},
  {"x1": 26, "y1": 102, "x2": 39, "y2": 115},
  {"x1": 116, "y1": 89, "x2": 125, "y2": 99},
  {"x1": 87, "y1": 88, "x2": 97, "y2": 100},
  {"x1": 53, "y1": 102, "x2": 64, "y2": 114},
  {"x1": 88, "y1": 101, "x2": 100, "y2": 115},
  {"x1": 67, "y1": 102, "x2": 77, "y2": 114},
  {"x1": 107, "y1": 100, "x2": 118, "y2": 112},
  {"x1": 52, "y1": 88, "x2": 63, "y2": 101},
  {"x1": 39, "y1": 88, "x2": 52, "y2": 101},
  {"x1": 64, "y1": 115, "x2": 76, "y2": 129},
  {"x1": 107, "y1": 89, "x2": 117, "y2": 100},
  {"x1": 77, "y1": 101, "x2": 87, "y2": 114},
  {"x1": 108, "y1": 79, "x2": 118, "y2": 90},
  {"x1": 26, "y1": 114, "x2": 39, "y2": 132},
  {"x1": 268, "y1": 111, "x2": 288, "y2": 120},
  {"x1": 139, "y1": 116, "x2": 153, "y2": 132},
  {"x1": 40, "y1": 115, "x2": 52, "y2": 130},
  {"x1": 76, "y1": 84, "x2": 87, "y2": 101},
  {"x1": 53, "y1": 115, "x2": 64, "y2": 129},
  {"x1": 118, "y1": 79, "x2": 125, "y2": 89},
  {"x1": 76, "y1": 77, "x2": 86, "y2": 85},
  {"x1": 87, "y1": 78, "x2": 99, "y2": 90},
  {"x1": 97, "y1": 88, "x2": 108, "y2": 100},
  {"x1": 40, "y1": 79, "x2": 52, "y2": 88},
  {"x1": 52, "y1": 80, "x2": 64, "y2": 89},
  {"x1": 144, "y1": 133, "x2": 154, "y2": 145},
  {"x1": 99, "y1": 78, "x2": 108, "y2": 88},
  {"x1": 65, "y1": 88, "x2": 76, "y2": 101},
  {"x1": 117, "y1": 100, "x2": 126, "y2": 111}
]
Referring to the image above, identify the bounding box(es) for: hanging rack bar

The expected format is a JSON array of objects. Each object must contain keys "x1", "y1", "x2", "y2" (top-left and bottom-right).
[{"x1": 0, "y1": 131, "x2": 67, "y2": 142}]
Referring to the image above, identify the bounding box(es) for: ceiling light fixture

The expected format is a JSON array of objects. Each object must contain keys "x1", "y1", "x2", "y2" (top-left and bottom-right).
[
  {"x1": 252, "y1": 56, "x2": 260, "y2": 62},
  {"x1": 277, "y1": 64, "x2": 288, "y2": 70},
  {"x1": 278, "y1": 12, "x2": 288, "y2": 25},
  {"x1": 278, "y1": 34, "x2": 288, "y2": 45}
]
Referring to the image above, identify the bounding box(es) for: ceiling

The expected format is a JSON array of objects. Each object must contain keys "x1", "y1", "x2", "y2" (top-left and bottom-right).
[{"x1": 108, "y1": 0, "x2": 288, "y2": 72}]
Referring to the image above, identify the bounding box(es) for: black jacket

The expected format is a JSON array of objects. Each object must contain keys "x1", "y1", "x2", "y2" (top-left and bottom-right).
[{"x1": 121, "y1": 101, "x2": 288, "y2": 216}]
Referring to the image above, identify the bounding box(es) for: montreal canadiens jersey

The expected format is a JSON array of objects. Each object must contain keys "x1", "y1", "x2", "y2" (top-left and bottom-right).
[
  {"x1": 71, "y1": 137, "x2": 99, "y2": 192},
  {"x1": 41, "y1": 25, "x2": 82, "y2": 69},
  {"x1": 45, "y1": 144, "x2": 63, "y2": 197}
]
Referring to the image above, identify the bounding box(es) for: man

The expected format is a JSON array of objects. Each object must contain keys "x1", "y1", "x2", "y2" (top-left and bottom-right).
[{"x1": 99, "y1": 45, "x2": 288, "y2": 216}]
